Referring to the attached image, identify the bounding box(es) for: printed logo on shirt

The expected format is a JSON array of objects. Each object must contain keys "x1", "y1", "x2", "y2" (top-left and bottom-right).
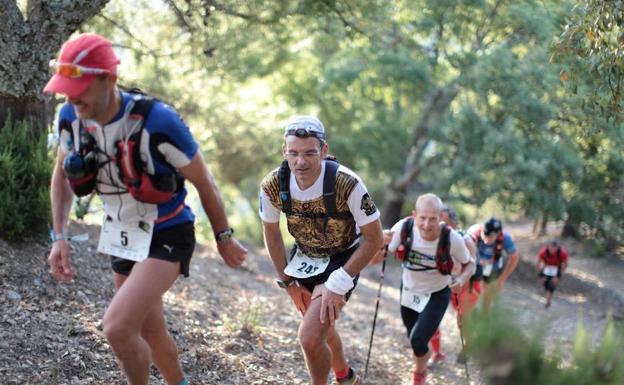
[
  {"x1": 360, "y1": 193, "x2": 377, "y2": 216},
  {"x1": 407, "y1": 250, "x2": 436, "y2": 267}
]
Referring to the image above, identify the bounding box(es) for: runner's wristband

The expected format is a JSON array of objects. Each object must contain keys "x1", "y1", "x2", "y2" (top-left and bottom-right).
[
  {"x1": 325, "y1": 267, "x2": 355, "y2": 295},
  {"x1": 50, "y1": 232, "x2": 67, "y2": 242}
]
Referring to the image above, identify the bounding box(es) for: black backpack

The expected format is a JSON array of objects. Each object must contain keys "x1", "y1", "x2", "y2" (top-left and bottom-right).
[
  {"x1": 397, "y1": 217, "x2": 453, "y2": 275},
  {"x1": 545, "y1": 246, "x2": 563, "y2": 268}
]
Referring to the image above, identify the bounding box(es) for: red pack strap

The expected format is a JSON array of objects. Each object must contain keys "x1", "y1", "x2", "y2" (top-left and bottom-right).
[
  {"x1": 155, "y1": 203, "x2": 185, "y2": 224},
  {"x1": 493, "y1": 232, "x2": 504, "y2": 261},
  {"x1": 117, "y1": 139, "x2": 141, "y2": 185},
  {"x1": 396, "y1": 216, "x2": 414, "y2": 261}
]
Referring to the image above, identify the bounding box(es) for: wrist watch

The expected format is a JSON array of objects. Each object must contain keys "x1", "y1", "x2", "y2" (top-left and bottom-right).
[
  {"x1": 276, "y1": 277, "x2": 295, "y2": 289},
  {"x1": 215, "y1": 227, "x2": 234, "y2": 243}
]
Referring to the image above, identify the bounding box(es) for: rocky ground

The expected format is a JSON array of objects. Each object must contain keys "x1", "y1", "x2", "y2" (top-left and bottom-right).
[{"x1": 1, "y1": 220, "x2": 622, "y2": 385}]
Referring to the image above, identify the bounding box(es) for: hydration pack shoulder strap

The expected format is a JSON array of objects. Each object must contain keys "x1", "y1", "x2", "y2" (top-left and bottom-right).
[
  {"x1": 278, "y1": 159, "x2": 351, "y2": 220},
  {"x1": 278, "y1": 160, "x2": 292, "y2": 215},
  {"x1": 323, "y1": 160, "x2": 352, "y2": 220},
  {"x1": 116, "y1": 94, "x2": 181, "y2": 204},
  {"x1": 436, "y1": 223, "x2": 453, "y2": 275},
  {"x1": 400, "y1": 217, "x2": 415, "y2": 253}
]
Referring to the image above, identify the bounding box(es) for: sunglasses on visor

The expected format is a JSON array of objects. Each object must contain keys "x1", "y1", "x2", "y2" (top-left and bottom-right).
[
  {"x1": 49, "y1": 60, "x2": 111, "y2": 78},
  {"x1": 285, "y1": 127, "x2": 326, "y2": 141}
]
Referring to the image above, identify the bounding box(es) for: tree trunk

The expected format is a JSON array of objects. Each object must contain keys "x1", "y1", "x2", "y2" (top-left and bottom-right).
[
  {"x1": 539, "y1": 213, "x2": 548, "y2": 236},
  {"x1": 561, "y1": 218, "x2": 579, "y2": 239},
  {"x1": 380, "y1": 188, "x2": 407, "y2": 228},
  {"x1": 0, "y1": 95, "x2": 48, "y2": 132},
  {"x1": 0, "y1": 0, "x2": 110, "y2": 130},
  {"x1": 379, "y1": 84, "x2": 459, "y2": 227},
  {"x1": 532, "y1": 217, "x2": 539, "y2": 235}
]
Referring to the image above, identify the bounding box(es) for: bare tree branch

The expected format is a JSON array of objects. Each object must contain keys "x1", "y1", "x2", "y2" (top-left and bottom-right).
[
  {"x1": 207, "y1": 0, "x2": 264, "y2": 22},
  {"x1": 320, "y1": 0, "x2": 366, "y2": 36},
  {"x1": 386, "y1": 84, "x2": 461, "y2": 190},
  {"x1": 410, "y1": 84, "x2": 459, "y2": 149},
  {"x1": 474, "y1": 0, "x2": 504, "y2": 51},
  {"x1": 394, "y1": 153, "x2": 437, "y2": 191},
  {"x1": 432, "y1": 15, "x2": 444, "y2": 66},
  {"x1": 96, "y1": 13, "x2": 160, "y2": 55},
  {"x1": 163, "y1": 0, "x2": 196, "y2": 34},
  {"x1": 30, "y1": 0, "x2": 110, "y2": 35}
]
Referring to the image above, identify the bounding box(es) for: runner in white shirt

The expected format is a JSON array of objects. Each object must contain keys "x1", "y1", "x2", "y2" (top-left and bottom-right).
[{"x1": 383, "y1": 193, "x2": 472, "y2": 385}]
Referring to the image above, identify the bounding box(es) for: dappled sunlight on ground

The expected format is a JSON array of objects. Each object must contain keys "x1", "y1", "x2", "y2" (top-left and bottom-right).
[
  {"x1": 567, "y1": 268, "x2": 604, "y2": 288},
  {"x1": 2, "y1": 220, "x2": 622, "y2": 384}
]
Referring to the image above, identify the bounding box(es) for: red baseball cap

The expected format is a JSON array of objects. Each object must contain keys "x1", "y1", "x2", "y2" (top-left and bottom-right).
[{"x1": 44, "y1": 33, "x2": 120, "y2": 98}]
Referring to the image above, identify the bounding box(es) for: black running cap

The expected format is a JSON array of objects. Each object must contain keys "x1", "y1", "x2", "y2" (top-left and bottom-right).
[{"x1": 484, "y1": 217, "x2": 502, "y2": 235}]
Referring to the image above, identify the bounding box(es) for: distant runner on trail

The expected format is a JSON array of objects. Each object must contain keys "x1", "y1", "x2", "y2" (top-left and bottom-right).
[
  {"x1": 259, "y1": 115, "x2": 383, "y2": 385},
  {"x1": 373, "y1": 194, "x2": 473, "y2": 385},
  {"x1": 536, "y1": 240, "x2": 568, "y2": 308},
  {"x1": 466, "y1": 217, "x2": 519, "y2": 311},
  {"x1": 45, "y1": 33, "x2": 246, "y2": 385}
]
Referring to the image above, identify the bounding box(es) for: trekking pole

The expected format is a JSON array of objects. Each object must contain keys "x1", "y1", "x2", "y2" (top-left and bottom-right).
[
  {"x1": 364, "y1": 245, "x2": 388, "y2": 380},
  {"x1": 457, "y1": 305, "x2": 471, "y2": 385}
]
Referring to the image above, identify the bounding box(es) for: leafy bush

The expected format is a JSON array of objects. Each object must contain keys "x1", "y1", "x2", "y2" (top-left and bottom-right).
[
  {"x1": 466, "y1": 304, "x2": 624, "y2": 385},
  {"x1": 0, "y1": 118, "x2": 51, "y2": 240}
]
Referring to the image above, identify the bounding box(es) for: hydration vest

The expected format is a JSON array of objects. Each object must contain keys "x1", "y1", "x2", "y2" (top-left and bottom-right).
[
  {"x1": 114, "y1": 94, "x2": 182, "y2": 204},
  {"x1": 395, "y1": 217, "x2": 454, "y2": 275},
  {"x1": 278, "y1": 157, "x2": 352, "y2": 220},
  {"x1": 61, "y1": 118, "x2": 98, "y2": 197},
  {"x1": 63, "y1": 92, "x2": 182, "y2": 203}
]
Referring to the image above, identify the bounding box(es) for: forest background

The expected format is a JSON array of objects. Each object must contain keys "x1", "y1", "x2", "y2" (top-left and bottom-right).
[{"x1": 1, "y1": 0, "x2": 623, "y2": 257}]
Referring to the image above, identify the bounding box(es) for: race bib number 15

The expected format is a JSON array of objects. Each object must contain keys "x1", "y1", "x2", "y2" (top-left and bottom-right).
[{"x1": 401, "y1": 286, "x2": 431, "y2": 313}]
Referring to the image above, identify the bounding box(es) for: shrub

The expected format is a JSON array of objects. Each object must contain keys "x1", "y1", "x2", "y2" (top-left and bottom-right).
[
  {"x1": 0, "y1": 118, "x2": 51, "y2": 241},
  {"x1": 466, "y1": 304, "x2": 624, "y2": 385}
]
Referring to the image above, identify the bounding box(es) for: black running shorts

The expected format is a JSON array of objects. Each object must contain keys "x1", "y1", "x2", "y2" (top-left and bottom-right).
[{"x1": 110, "y1": 221, "x2": 195, "y2": 277}]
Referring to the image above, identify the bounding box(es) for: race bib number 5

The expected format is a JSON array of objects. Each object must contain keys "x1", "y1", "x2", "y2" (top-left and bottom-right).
[
  {"x1": 284, "y1": 249, "x2": 330, "y2": 279},
  {"x1": 97, "y1": 217, "x2": 154, "y2": 262},
  {"x1": 401, "y1": 286, "x2": 431, "y2": 313}
]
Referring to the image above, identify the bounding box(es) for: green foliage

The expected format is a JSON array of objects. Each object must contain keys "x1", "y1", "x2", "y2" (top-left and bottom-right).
[
  {"x1": 467, "y1": 305, "x2": 624, "y2": 385},
  {"x1": 550, "y1": 0, "x2": 624, "y2": 252},
  {"x1": 554, "y1": 0, "x2": 624, "y2": 125},
  {"x1": 78, "y1": 0, "x2": 622, "y2": 253},
  {"x1": 0, "y1": 117, "x2": 51, "y2": 240},
  {"x1": 193, "y1": 179, "x2": 267, "y2": 246}
]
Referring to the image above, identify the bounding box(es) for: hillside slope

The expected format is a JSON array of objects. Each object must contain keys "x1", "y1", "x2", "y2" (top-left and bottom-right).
[{"x1": 1, "y1": 221, "x2": 622, "y2": 385}]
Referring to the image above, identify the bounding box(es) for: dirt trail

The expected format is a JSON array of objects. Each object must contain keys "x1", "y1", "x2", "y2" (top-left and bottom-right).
[{"x1": 1, "y1": 220, "x2": 622, "y2": 385}]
